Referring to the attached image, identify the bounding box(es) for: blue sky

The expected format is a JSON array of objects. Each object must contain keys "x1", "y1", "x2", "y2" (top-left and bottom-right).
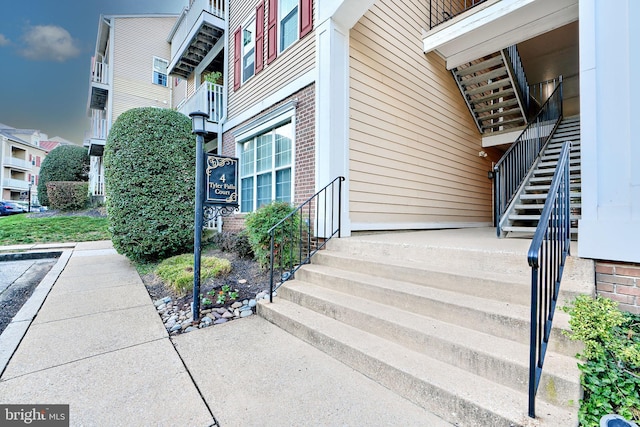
[{"x1": 0, "y1": 0, "x2": 187, "y2": 144}]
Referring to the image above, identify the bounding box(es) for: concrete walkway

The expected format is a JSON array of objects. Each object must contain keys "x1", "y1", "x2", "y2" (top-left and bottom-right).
[{"x1": 0, "y1": 241, "x2": 449, "y2": 426}]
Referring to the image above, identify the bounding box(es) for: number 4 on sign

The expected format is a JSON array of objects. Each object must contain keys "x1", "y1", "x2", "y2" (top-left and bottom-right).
[{"x1": 219, "y1": 174, "x2": 226, "y2": 183}]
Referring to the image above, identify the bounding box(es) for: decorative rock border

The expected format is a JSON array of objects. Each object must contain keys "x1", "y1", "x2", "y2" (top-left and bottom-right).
[{"x1": 153, "y1": 290, "x2": 275, "y2": 334}]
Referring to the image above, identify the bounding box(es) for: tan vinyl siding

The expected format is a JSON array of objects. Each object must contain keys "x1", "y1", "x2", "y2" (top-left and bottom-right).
[
  {"x1": 349, "y1": 0, "x2": 492, "y2": 228},
  {"x1": 227, "y1": 0, "x2": 316, "y2": 120},
  {"x1": 111, "y1": 17, "x2": 175, "y2": 122}
]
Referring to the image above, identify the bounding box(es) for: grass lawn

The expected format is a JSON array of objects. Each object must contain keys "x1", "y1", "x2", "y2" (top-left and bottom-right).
[{"x1": 0, "y1": 214, "x2": 110, "y2": 245}]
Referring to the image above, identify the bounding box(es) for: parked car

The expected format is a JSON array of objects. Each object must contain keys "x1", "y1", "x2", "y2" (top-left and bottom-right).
[{"x1": 0, "y1": 201, "x2": 26, "y2": 216}]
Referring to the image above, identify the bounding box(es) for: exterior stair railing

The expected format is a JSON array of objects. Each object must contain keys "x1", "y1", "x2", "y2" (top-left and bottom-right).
[
  {"x1": 503, "y1": 45, "x2": 530, "y2": 117},
  {"x1": 268, "y1": 176, "x2": 344, "y2": 302},
  {"x1": 428, "y1": 0, "x2": 487, "y2": 29},
  {"x1": 527, "y1": 141, "x2": 572, "y2": 418},
  {"x1": 494, "y1": 78, "x2": 563, "y2": 237}
]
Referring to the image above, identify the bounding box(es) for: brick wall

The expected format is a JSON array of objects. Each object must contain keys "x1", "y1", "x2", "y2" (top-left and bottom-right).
[
  {"x1": 220, "y1": 83, "x2": 316, "y2": 232},
  {"x1": 596, "y1": 261, "x2": 640, "y2": 314}
]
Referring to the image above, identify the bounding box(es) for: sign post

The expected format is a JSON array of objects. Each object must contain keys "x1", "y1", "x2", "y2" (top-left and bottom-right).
[{"x1": 192, "y1": 152, "x2": 238, "y2": 323}]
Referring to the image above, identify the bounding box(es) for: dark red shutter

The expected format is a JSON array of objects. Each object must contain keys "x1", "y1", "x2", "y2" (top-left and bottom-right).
[
  {"x1": 233, "y1": 27, "x2": 241, "y2": 91},
  {"x1": 36, "y1": 156, "x2": 41, "y2": 167},
  {"x1": 300, "y1": 0, "x2": 313, "y2": 37},
  {"x1": 267, "y1": 0, "x2": 278, "y2": 64},
  {"x1": 255, "y1": 2, "x2": 265, "y2": 73}
]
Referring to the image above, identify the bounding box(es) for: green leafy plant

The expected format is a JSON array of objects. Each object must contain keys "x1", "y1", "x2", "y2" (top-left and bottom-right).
[
  {"x1": 38, "y1": 145, "x2": 89, "y2": 206},
  {"x1": 104, "y1": 107, "x2": 195, "y2": 262},
  {"x1": 156, "y1": 253, "x2": 231, "y2": 295},
  {"x1": 563, "y1": 295, "x2": 640, "y2": 426},
  {"x1": 46, "y1": 181, "x2": 89, "y2": 211},
  {"x1": 204, "y1": 71, "x2": 223, "y2": 85},
  {"x1": 209, "y1": 284, "x2": 238, "y2": 305},
  {"x1": 244, "y1": 201, "x2": 300, "y2": 270}
]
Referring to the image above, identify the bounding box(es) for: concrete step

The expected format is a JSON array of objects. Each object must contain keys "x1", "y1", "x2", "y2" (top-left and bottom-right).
[
  {"x1": 524, "y1": 183, "x2": 581, "y2": 192},
  {"x1": 503, "y1": 225, "x2": 579, "y2": 234},
  {"x1": 277, "y1": 280, "x2": 581, "y2": 407},
  {"x1": 466, "y1": 79, "x2": 512, "y2": 96},
  {"x1": 473, "y1": 88, "x2": 515, "y2": 104},
  {"x1": 519, "y1": 192, "x2": 581, "y2": 200},
  {"x1": 461, "y1": 67, "x2": 508, "y2": 86},
  {"x1": 533, "y1": 166, "x2": 581, "y2": 176},
  {"x1": 536, "y1": 158, "x2": 582, "y2": 169},
  {"x1": 293, "y1": 263, "x2": 582, "y2": 357},
  {"x1": 258, "y1": 298, "x2": 577, "y2": 426},
  {"x1": 508, "y1": 214, "x2": 580, "y2": 221},
  {"x1": 514, "y1": 203, "x2": 582, "y2": 210}
]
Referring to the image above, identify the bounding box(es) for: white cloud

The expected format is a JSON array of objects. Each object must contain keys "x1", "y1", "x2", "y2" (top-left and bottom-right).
[
  {"x1": 19, "y1": 25, "x2": 80, "y2": 62},
  {"x1": 0, "y1": 34, "x2": 9, "y2": 46}
]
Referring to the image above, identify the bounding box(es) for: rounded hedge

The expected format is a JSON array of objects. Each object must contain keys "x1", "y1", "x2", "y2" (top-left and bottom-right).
[
  {"x1": 104, "y1": 107, "x2": 195, "y2": 262},
  {"x1": 37, "y1": 145, "x2": 89, "y2": 206}
]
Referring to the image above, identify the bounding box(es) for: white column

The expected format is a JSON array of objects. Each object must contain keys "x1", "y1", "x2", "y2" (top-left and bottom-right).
[{"x1": 578, "y1": 0, "x2": 640, "y2": 263}]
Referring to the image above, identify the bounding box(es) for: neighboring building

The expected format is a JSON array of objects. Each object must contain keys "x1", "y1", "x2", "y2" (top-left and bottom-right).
[
  {"x1": 86, "y1": 14, "x2": 178, "y2": 203},
  {"x1": 0, "y1": 123, "x2": 49, "y2": 205}
]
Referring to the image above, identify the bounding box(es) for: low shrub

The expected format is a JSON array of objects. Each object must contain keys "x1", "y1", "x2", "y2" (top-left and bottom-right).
[
  {"x1": 244, "y1": 201, "x2": 299, "y2": 269},
  {"x1": 46, "y1": 181, "x2": 88, "y2": 211},
  {"x1": 210, "y1": 230, "x2": 253, "y2": 259},
  {"x1": 38, "y1": 145, "x2": 89, "y2": 206},
  {"x1": 156, "y1": 254, "x2": 231, "y2": 295},
  {"x1": 563, "y1": 295, "x2": 640, "y2": 426}
]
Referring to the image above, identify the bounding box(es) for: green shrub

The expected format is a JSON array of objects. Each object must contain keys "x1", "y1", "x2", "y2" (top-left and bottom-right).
[
  {"x1": 46, "y1": 181, "x2": 88, "y2": 211},
  {"x1": 244, "y1": 201, "x2": 299, "y2": 269},
  {"x1": 563, "y1": 295, "x2": 640, "y2": 425},
  {"x1": 156, "y1": 254, "x2": 231, "y2": 295},
  {"x1": 210, "y1": 230, "x2": 253, "y2": 259},
  {"x1": 104, "y1": 107, "x2": 195, "y2": 262},
  {"x1": 38, "y1": 145, "x2": 89, "y2": 206}
]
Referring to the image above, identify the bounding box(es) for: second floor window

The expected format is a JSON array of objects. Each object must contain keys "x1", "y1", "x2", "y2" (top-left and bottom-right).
[
  {"x1": 153, "y1": 57, "x2": 168, "y2": 87},
  {"x1": 242, "y1": 18, "x2": 256, "y2": 83},
  {"x1": 280, "y1": 0, "x2": 298, "y2": 52}
]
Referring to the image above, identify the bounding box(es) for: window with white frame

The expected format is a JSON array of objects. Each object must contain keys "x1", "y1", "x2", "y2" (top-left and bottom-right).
[
  {"x1": 279, "y1": 0, "x2": 298, "y2": 52},
  {"x1": 239, "y1": 122, "x2": 293, "y2": 212},
  {"x1": 152, "y1": 57, "x2": 168, "y2": 86},
  {"x1": 242, "y1": 18, "x2": 256, "y2": 83}
]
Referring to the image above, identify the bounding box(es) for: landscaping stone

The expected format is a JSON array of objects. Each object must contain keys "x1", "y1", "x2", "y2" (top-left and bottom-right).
[
  {"x1": 240, "y1": 310, "x2": 252, "y2": 318},
  {"x1": 184, "y1": 326, "x2": 197, "y2": 333},
  {"x1": 213, "y1": 318, "x2": 228, "y2": 325},
  {"x1": 249, "y1": 299, "x2": 257, "y2": 307},
  {"x1": 231, "y1": 302, "x2": 242, "y2": 309}
]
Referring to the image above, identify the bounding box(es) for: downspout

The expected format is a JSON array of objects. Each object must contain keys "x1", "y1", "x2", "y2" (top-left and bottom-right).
[{"x1": 217, "y1": 0, "x2": 230, "y2": 233}]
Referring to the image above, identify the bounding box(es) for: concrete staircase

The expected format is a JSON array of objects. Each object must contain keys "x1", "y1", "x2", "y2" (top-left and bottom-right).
[
  {"x1": 452, "y1": 49, "x2": 528, "y2": 134},
  {"x1": 257, "y1": 229, "x2": 592, "y2": 426},
  {"x1": 501, "y1": 116, "x2": 581, "y2": 237}
]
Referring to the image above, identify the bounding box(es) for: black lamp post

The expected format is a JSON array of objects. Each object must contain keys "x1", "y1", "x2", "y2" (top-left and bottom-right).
[{"x1": 189, "y1": 110, "x2": 209, "y2": 324}]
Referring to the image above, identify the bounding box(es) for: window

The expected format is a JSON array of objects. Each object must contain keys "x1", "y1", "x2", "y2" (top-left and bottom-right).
[
  {"x1": 152, "y1": 57, "x2": 168, "y2": 86},
  {"x1": 279, "y1": 0, "x2": 298, "y2": 52},
  {"x1": 239, "y1": 122, "x2": 293, "y2": 212},
  {"x1": 242, "y1": 18, "x2": 256, "y2": 83}
]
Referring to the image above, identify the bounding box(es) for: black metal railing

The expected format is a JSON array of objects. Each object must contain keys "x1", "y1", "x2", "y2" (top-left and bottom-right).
[
  {"x1": 428, "y1": 0, "x2": 487, "y2": 29},
  {"x1": 268, "y1": 176, "x2": 345, "y2": 302},
  {"x1": 526, "y1": 141, "x2": 572, "y2": 418},
  {"x1": 503, "y1": 45, "x2": 530, "y2": 114},
  {"x1": 494, "y1": 80, "x2": 563, "y2": 236},
  {"x1": 528, "y1": 77, "x2": 563, "y2": 118}
]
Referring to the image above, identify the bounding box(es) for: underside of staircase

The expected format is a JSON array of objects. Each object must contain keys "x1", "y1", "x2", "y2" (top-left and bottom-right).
[
  {"x1": 500, "y1": 116, "x2": 582, "y2": 237},
  {"x1": 452, "y1": 50, "x2": 528, "y2": 134},
  {"x1": 257, "y1": 229, "x2": 593, "y2": 426}
]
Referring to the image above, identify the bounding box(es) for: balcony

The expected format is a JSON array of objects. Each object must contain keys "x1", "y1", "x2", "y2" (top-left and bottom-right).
[
  {"x1": 177, "y1": 82, "x2": 224, "y2": 127},
  {"x1": 3, "y1": 156, "x2": 31, "y2": 170},
  {"x1": 88, "y1": 110, "x2": 109, "y2": 157},
  {"x1": 423, "y1": 0, "x2": 578, "y2": 69},
  {"x1": 3, "y1": 178, "x2": 29, "y2": 191},
  {"x1": 168, "y1": 0, "x2": 225, "y2": 79},
  {"x1": 89, "y1": 56, "x2": 109, "y2": 110}
]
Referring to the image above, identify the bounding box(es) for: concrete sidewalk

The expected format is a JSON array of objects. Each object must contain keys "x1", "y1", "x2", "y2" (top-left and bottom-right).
[{"x1": 0, "y1": 241, "x2": 449, "y2": 426}]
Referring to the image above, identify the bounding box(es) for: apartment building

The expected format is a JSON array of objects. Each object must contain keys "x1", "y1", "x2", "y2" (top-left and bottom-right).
[
  {"x1": 0, "y1": 124, "x2": 49, "y2": 205},
  {"x1": 86, "y1": 14, "x2": 178, "y2": 202}
]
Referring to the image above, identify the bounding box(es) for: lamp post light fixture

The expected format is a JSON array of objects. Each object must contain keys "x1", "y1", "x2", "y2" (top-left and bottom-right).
[{"x1": 189, "y1": 110, "x2": 209, "y2": 324}]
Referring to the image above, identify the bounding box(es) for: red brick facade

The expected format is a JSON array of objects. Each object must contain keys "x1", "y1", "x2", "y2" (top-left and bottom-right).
[
  {"x1": 596, "y1": 261, "x2": 640, "y2": 314},
  {"x1": 221, "y1": 83, "x2": 316, "y2": 232}
]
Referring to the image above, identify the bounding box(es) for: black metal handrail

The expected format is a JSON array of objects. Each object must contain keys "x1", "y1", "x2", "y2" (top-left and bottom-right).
[
  {"x1": 428, "y1": 0, "x2": 487, "y2": 29},
  {"x1": 528, "y1": 77, "x2": 563, "y2": 118},
  {"x1": 526, "y1": 142, "x2": 572, "y2": 418},
  {"x1": 268, "y1": 176, "x2": 344, "y2": 302},
  {"x1": 494, "y1": 79, "x2": 563, "y2": 236},
  {"x1": 503, "y1": 45, "x2": 530, "y2": 115}
]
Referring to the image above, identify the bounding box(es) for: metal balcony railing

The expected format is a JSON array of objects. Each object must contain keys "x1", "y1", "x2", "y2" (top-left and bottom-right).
[{"x1": 429, "y1": 0, "x2": 488, "y2": 29}]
